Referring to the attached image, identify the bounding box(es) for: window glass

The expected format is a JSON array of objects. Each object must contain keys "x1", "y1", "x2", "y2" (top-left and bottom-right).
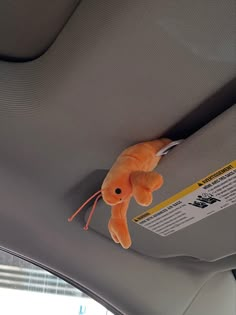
[{"x1": 0, "y1": 250, "x2": 114, "y2": 315}]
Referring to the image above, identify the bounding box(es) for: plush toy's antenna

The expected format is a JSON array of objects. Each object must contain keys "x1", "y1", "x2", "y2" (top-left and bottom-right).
[
  {"x1": 83, "y1": 193, "x2": 102, "y2": 230},
  {"x1": 68, "y1": 190, "x2": 102, "y2": 222}
]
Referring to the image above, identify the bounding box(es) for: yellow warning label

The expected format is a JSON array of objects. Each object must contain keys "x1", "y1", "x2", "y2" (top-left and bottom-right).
[{"x1": 133, "y1": 161, "x2": 236, "y2": 224}]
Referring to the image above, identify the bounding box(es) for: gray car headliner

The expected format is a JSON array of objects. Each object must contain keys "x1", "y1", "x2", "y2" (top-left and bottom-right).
[{"x1": 0, "y1": 1, "x2": 235, "y2": 314}]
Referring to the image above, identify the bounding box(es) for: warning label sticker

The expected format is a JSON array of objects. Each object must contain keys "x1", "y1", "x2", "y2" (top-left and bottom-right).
[{"x1": 133, "y1": 161, "x2": 236, "y2": 236}]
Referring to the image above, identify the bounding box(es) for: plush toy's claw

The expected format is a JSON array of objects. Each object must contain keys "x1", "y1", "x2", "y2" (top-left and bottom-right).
[
  {"x1": 132, "y1": 186, "x2": 153, "y2": 206},
  {"x1": 130, "y1": 171, "x2": 163, "y2": 206},
  {"x1": 109, "y1": 199, "x2": 131, "y2": 249},
  {"x1": 109, "y1": 228, "x2": 120, "y2": 244},
  {"x1": 108, "y1": 217, "x2": 132, "y2": 249}
]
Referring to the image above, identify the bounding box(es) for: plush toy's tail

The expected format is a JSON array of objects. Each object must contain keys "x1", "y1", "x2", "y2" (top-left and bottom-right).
[{"x1": 68, "y1": 190, "x2": 102, "y2": 229}]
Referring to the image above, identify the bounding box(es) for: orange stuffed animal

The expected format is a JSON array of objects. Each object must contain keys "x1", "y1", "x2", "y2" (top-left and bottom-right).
[{"x1": 68, "y1": 138, "x2": 171, "y2": 249}]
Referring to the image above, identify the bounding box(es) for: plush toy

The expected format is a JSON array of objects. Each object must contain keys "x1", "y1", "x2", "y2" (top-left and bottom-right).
[{"x1": 68, "y1": 138, "x2": 171, "y2": 249}]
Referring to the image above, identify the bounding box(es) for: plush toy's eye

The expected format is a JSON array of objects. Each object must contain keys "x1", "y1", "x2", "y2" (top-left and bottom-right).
[{"x1": 115, "y1": 188, "x2": 122, "y2": 195}]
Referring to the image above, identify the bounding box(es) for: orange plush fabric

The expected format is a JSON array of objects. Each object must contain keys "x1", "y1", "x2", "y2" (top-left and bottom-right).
[
  {"x1": 68, "y1": 138, "x2": 171, "y2": 249},
  {"x1": 101, "y1": 138, "x2": 171, "y2": 249}
]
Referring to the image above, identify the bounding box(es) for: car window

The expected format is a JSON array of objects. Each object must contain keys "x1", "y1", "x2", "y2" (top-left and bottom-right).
[{"x1": 0, "y1": 249, "x2": 114, "y2": 315}]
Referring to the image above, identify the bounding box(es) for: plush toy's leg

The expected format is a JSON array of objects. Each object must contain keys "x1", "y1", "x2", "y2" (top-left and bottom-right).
[
  {"x1": 130, "y1": 171, "x2": 163, "y2": 206},
  {"x1": 108, "y1": 198, "x2": 131, "y2": 249}
]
